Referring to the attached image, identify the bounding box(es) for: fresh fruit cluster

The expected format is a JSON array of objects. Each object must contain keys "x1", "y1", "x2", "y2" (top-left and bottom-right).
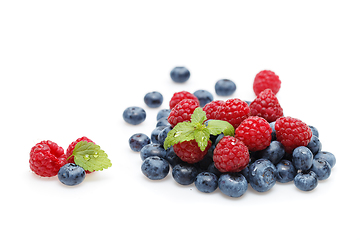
[
  {"x1": 29, "y1": 137, "x2": 112, "y2": 186},
  {"x1": 126, "y1": 68, "x2": 336, "y2": 198}
]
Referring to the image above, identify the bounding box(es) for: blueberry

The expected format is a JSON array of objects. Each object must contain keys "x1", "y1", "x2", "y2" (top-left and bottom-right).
[
  {"x1": 218, "y1": 173, "x2": 248, "y2": 198},
  {"x1": 275, "y1": 160, "x2": 297, "y2": 183},
  {"x1": 294, "y1": 171, "x2": 318, "y2": 191},
  {"x1": 123, "y1": 106, "x2": 146, "y2": 125},
  {"x1": 140, "y1": 143, "x2": 166, "y2": 161},
  {"x1": 240, "y1": 165, "x2": 251, "y2": 183},
  {"x1": 292, "y1": 146, "x2": 313, "y2": 171},
  {"x1": 248, "y1": 159, "x2": 277, "y2": 192},
  {"x1": 128, "y1": 133, "x2": 151, "y2": 152},
  {"x1": 141, "y1": 156, "x2": 170, "y2": 180},
  {"x1": 58, "y1": 163, "x2": 86, "y2": 186},
  {"x1": 207, "y1": 162, "x2": 222, "y2": 178},
  {"x1": 194, "y1": 150, "x2": 213, "y2": 171},
  {"x1": 170, "y1": 67, "x2": 190, "y2": 83},
  {"x1": 156, "y1": 109, "x2": 171, "y2": 121},
  {"x1": 158, "y1": 126, "x2": 172, "y2": 146},
  {"x1": 310, "y1": 158, "x2": 331, "y2": 180},
  {"x1": 309, "y1": 125, "x2": 319, "y2": 138},
  {"x1": 215, "y1": 79, "x2": 236, "y2": 96},
  {"x1": 151, "y1": 126, "x2": 166, "y2": 144},
  {"x1": 165, "y1": 146, "x2": 183, "y2": 167},
  {"x1": 269, "y1": 121, "x2": 277, "y2": 141},
  {"x1": 245, "y1": 100, "x2": 252, "y2": 106},
  {"x1": 306, "y1": 135, "x2": 322, "y2": 155},
  {"x1": 172, "y1": 163, "x2": 198, "y2": 185},
  {"x1": 156, "y1": 117, "x2": 171, "y2": 127},
  {"x1": 195, "y1": 172, "x2": 218, "y2": 193},
  {"x1": 144, "y1": 91, "x2": 163, "y2": 108},
  {"x1": 314, "y1": 151, "x2": 336, "y2": 168},
  {"x1": 193, "y1": 90, "x2": 214, "y2": 107},
  {"x1": 257, "y1": 141, "x2": 285, "y2": 165}
]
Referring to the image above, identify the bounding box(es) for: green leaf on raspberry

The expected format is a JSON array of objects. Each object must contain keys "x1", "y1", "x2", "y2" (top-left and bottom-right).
[
  {"x1": 207, "y1": 120, "x2": 235, "y2": 136},
  {"x1": 164, "y1": 121, "x2": 196, "y2": 150},
  {"x1": 69, "y1": 141, "x2": 112, "y2": 172},
  {"x1": 190, "y1": 107, "x2": 207, "y2": 125},
  {"x1": 194, "y1": 128, "x2": 210, "y2": 151}
]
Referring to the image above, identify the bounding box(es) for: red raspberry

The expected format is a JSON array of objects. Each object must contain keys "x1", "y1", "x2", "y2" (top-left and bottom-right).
[
  {"x1": 169, "y1": 91, "x2": 200, "y2": 109},
  {"x1": 29, "y1": 140, "x2": 67, "y2": 177},
  {"x1": 66, "y1": 136, "x2": 95, "y2": 173},
  {"x1": 203, "y1": 100, "x2": 225, "y2": 120},
  {"x1": 235, "y1": 116, "x2": 272, "y2": 152},
  {"x1": 253, "y1": 70, "x2": 281, "y2": 96},
  {"x1": 275, "y1": 116, "x2": 312, "y2": 153},
  {"x1": 249, "y1": 89, "x2": 283, "y2": 123},
  {"x1": 214, "y1": 98, "x2": 250, "y2": 129},
  {"x1": 173, "y1": 139, "x2": 212, "y2": 164},
  {"x1": 167, "y1": 99, "x2": 200, "y2": 127},
  {"x1": 213, "y1": 136, "x2": 250, "y2": 172}
]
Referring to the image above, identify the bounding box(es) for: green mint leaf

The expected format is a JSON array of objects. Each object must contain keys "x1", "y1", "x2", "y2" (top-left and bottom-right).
[
  {"x1": 190, "y1": 107, "x2": 207, "y2": 125},
  {"x1": 194, "y1": 128, "x2": 210, "y2": 151},
  {"x1": 164, "y1": 122, "x2": 195, "y2": 149},
  {"x1": 207, "y1": 120, "x2": 235, "y2": 136},
  {"x1": 71, "y1": 141, "x2": 112, "y2": 172}
]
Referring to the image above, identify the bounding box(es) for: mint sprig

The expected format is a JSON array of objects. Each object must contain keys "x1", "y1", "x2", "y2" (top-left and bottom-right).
[{"x1": 164, "y1": 107, "x2": 234, "y2": 151}]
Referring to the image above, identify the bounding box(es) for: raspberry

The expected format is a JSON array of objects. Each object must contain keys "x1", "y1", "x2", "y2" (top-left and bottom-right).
[
  {"x1": 173, "y1": 139, "x2": 212, "y2": 164},
  {"x1": 203, "y1": 100, "x2": 225, "y2": 120},
  {"x1": 235, "y1": 116, "x2": 272, "y2": 152},
  {"x1": 249, "y1": 89, "x2": 283, "y2": 122},
  {"x1": 214, "y1": 98, "x2": 250, "y2": 129},
  {"x1": 169, "y1": 91, "x2": 200, "y2": 109},
  {"x1": 213, "y1": 136, "x2": 250, "y2": 173},
  {"x1": 253, "y1": 70, "x2": 281, "y2": 96},
  {"x1": 29, "y1": 140, "x2": 67, "y2": 177},
  {"x1": 66, "y1": 136, "x2": 95, "y2": 173},
  {"x1": 167, "y1": 99, "x2": 200, "y2": 127},
  {"x1": 275, "y1": 116, "x2": 312, "y2": 153}
]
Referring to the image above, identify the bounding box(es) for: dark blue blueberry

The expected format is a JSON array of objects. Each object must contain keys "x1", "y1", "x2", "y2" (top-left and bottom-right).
[
  {"x1": 165, "y1": 146, "x2": 183, "y2": 167},
  {"x1": 292, "y1": 146, "x2": 313, "y2": 171},
  {"x1": 156, "y1": 109, "x2": 171, "y2": 121},
  {"x1": 144, "y1": 91, "x2": 163, "y2": 108},
  {"x1": 151, "y1": 126, "x2": 166, "y2": 144},
  {"x1": 309, "y1": 125, "x2": 319, "y2": 138},
  {"x1": 314, "y1": 151, "x2": 336, "y2": 168},
  {"x1": 172, "y1": 163, "x2": 199, "y2": 185},
  {"x1": 170, "y1": 67, "x2": 190, "y2": 83},
  {"x1": 207, "y1": 162, "x2": 222, "y2": 178},
  {"x1": 156, "y1": 117, "x2": 171, "y2": 127},
  {"x1": 240, "y1": 165, "x2": 251, "y2": 183},
  {"x1": 193, "y1": 90, "x2": 214, "y2": 107},
  {"x1": 158, "y1": 126, "x2": 172, "y2": 146},
  {"x1": 310, "y1": 158, "x2": 331, "y2": 180},
  {"x1": 140, "y1": 143, "x2": 166, "y2": 161},
  {"x1": 128, "y1": 133, "x2": 151, "y2": 152},
  {"x1": 269, "y1": 121, "x2": 277, "y2": 141},
  {"x1": 245, "y1": 100, "x2": 252, "y2": 106},
  {"x1": 257, "y1": 141, "x2": 285, "y2": 165},
  {"x1": 218, "y1": 173, "x2": 248, "y2": 198},
  {"x1": 194, "y1": 150, "x2": 213, "y2": 171},
  {"x1": 215, "y1": 79, "x2": 236, "y2": 96},
  {"x1": 294, "y1": 171, "x2": 318, "y2": 191},
  {"x1": 141, "y1": 156, "x2": 170, "y2": 180},
  {"x1": 306, "y1": 135, "x2": 322, "y2": 155},
  {"x1": 195, "y1": 172, "x2": 218, "y2": 193},
  {"x1": 275, "y1": 160, "x2": 297, "y2": 183},
  {"x1": 248, "y1": 159, "x2": 277, "y2": 192},
  {"x1": 214, "y1": 133, "x2": 225, "y2": 146},
  {"x1": 58, "y1": 163, "x2": 86, "y2": 186},
  {"x1": 123, "y1": 106, "x2": 146, "y2": 125}
]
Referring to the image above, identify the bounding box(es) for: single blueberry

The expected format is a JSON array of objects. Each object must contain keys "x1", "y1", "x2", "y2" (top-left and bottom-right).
[
  {"x1": 248, "y1": 159, "x2": 277, "y2": 192},
  {"x1": 128, "y1": 133, "x2": 151, "y2": 152},
  {"x1": 195, "y1": 172, "x2": 218, "y2": 193},
  {"x1": 144, "y1": 91, "x2": 163, "y2": 108},
  {"x1": 245, "y1": 100, "x2": 252, "y2": 106},
  {"x1": 193, "y1": 90, "x2": 214, "y2": 107},
  {"x1": 294, "y1": 171, "x2": 318, "y2": 191},
  {"x1": 156, "y1": 117, "x2": 171, "y2": 127},
  {"x1": 158, "y1": 126, "x2": 172, "y2": 146},
  {"x1": 172, "y1": 163, "x2": 198, "y2": 185},
  {"x1": 275, "y1": 160, "x2": 297, "y2": 183},
  {"x1": 306, "y1": 135, "x2": 322, "y2": 155},
  {"x1": 58, "y1": 163, "x2": 86, "y2": 186},
  {"x1": 123, "y1": 106, "x2": 146, "y2": 125},
  {"x1": 140, "y1": 143, "x2": 166, "y2": 161},
  {"x1": 151, "y1": 126, "x2": 166, "y2": 144},
  {"x1": 164, "y1": 146, "x2": 183, "y2": 167},
  {"x1": 156, "y1": 109, "x2": 171, "y2": 121},
  {"x1": 194, "y1": 150, "x2": 213, "y2": 171},
  {"x1": 207, "y1": 162, "x2": 222, "y2": 178},
  {"x1": 309, "y1": 125, "x2": 319, "y2": 138},
  {"x1": 215, "y1": 79, "x2": 236, "y2": 96},
  {"x1": 310, "y1": 158, "x2": 331, "y2": 180},
  {"x1": 218, "y1": 173, "x2": 248, "y2": 198},
  {"x1": 240, "y1": 165, "x2": 251, "y2": 183},
  {"x1": 257, "y1": 141, "x2": 285, "y2": 165},
  {"x1": 170, "y1": 67, "x2": 190, "y2": 83},
  {"x1": 141, "y1": 156, "x2": 170, "y2": 180},
  {"x1": 314, "y1": 151, "x2": 336, "y2": 168},
  {"x1": 292, "y1": 146, "x2": 313, "y2": 171},
  {"x1": 269, "y1": 121, "x2": 277, "y2": 141}
]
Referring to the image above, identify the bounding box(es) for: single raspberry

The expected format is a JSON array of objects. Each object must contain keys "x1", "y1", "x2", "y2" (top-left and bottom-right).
[
  {"x1": 29, "y1": 140, "x2": 67, "y2": 177},
  {"x1": 173, "y1": 139, "x2": 212, "y2": 164},
  {"x1": 213, "y1": 136, "x2": 250, "y2": 172},
  {"x1": 275, "y1": 116, "x2": 312, "y2": 153},
  {"x1": 249, "y1": 89, "x2": 283, "y2": 122},
  {"x1": 66, "y1": 136, "x2": 95, "y2": 173},
  {"x1": 214, "y1": 98, "x2": 250, "y2": 129},
  {"x1": 235, "y1": 116, "x2": 272, "y2": 152},
  {"x1": 253, "y1": 70, "x2": 281, "y2": 96},
  {"x1": 167, "y1": 99, "x2": 200, "y2": 127},
  {"x1": 203, "y1": 100, "x2": 225, "y2": 120},
  {"x1": 169, "y1": 91, "x2": 200, "y2": 109}
]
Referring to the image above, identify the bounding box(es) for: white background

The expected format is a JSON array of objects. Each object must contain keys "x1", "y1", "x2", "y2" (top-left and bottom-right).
[{"x1": 1, "y1": 1, "x2": 359, "y2": 239}]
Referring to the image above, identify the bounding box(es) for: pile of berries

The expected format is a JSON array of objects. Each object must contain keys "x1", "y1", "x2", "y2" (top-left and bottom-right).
[{"x1": 125, "y1": 67, "x2": 336, "y2": 198}]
